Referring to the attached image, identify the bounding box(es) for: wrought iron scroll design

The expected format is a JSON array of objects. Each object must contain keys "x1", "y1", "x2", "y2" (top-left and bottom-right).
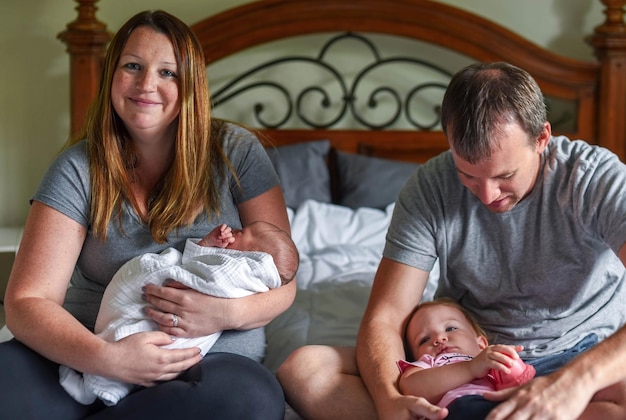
[{"x1": 210, "y1": 32, "x2": 454, "y2": 130}]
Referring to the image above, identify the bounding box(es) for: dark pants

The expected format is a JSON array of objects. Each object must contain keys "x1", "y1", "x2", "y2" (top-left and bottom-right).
[
  {"x1": 445, "y1": 334, "x2": 599, "y2": 420},
  {"x1": 0, "y1": 339, "x2": 285, "y2": 420}
]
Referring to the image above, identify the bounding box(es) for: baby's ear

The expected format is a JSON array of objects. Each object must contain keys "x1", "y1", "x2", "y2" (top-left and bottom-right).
[{"x1": 477, "y1": 335, "x2": 489, "y2": 350}]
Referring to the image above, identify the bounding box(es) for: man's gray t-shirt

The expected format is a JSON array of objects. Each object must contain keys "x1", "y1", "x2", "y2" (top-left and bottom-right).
[
  {"x1": 32, "y1": 122, "x2": 279, "y2": 361},
  {"x1": 385, "y1": 136, "x2": 626, "y2": 358}
]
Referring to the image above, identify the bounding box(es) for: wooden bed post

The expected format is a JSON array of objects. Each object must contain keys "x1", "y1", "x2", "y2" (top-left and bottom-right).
[
  {"x1": 589, "y1": 0, "x2": 626, "y2": 161},
  {"x1": 58, "y1": 0, "x2": 111, "y2": 137}
]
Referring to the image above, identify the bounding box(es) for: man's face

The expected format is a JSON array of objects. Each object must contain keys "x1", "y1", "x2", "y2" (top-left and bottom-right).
[{"x1": 451, "y1": 122, "x2": 550, "y2": 213}]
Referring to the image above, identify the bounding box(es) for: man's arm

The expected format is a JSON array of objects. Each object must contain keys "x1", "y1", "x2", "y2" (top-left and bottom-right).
[
  {"x1": 356, "y1": 257, "x2": 447, "y2": 419},
  {"x1": 485, "y1": 242, "x2": 626, "y2": 419}
]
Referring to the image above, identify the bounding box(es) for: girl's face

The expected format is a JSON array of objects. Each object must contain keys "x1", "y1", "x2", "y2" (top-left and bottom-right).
[
  {"x1": 407, "y1": 304, "x2": 488, "y2": 359},
  {"x1": 111, "y1": 26, "x2": 180, "y2": 141}
]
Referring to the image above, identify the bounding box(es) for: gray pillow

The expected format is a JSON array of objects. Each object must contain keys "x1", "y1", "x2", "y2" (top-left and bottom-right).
[
  {"x1": 266, "y1": 140, "x2": 331, "y2": 209},
  {"x1": 336, "y1": 151, "x2": 418, "y2": 209}
]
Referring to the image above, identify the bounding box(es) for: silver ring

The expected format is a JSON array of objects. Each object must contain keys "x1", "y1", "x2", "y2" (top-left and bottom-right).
[{"x1": 172, "y1": 314, "x2": 178, "y2": 328}]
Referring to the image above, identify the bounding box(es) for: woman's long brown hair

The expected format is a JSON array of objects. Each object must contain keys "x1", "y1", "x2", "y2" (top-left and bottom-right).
[{"x1": 66, "y1": 10, "x2": 231, "y2": 243}]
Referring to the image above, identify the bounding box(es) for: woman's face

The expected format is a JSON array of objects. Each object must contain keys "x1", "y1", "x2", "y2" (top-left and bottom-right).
[{"x1": 111, "y1": 26, "x2": 180, "y2": 141}]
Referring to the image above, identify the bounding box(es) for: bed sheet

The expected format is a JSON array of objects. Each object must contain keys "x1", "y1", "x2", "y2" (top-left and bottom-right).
[{"x1": 264, "y1": 200, "x2": 439, "y2": 373}]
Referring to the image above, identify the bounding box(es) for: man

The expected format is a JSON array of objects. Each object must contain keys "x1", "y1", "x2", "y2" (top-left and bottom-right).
[{"x1": 277, "y1": 62, "x2": 626, "y2": 419}]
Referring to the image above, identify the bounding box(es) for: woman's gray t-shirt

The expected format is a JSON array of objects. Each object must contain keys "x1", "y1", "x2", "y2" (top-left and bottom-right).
[
  {"x1": 32, "y1": 122, "x2": 279, "y2": 361},
  {"x1": 385, "y1": 136, "x2": 626, "y2": 358}
]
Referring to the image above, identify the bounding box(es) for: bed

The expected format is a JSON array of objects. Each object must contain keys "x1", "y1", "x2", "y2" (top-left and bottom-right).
[{"x1": 54, "y1": 0, "x2": 626, "y2": 417}]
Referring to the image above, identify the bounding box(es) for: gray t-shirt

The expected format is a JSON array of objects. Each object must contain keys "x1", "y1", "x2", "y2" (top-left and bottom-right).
[
  {"x1": 32, "y1": 122, "x2": 279, "y2": 361},
  {"x1": 385, "y1": 136, "x2": 626, "y2": 358}
]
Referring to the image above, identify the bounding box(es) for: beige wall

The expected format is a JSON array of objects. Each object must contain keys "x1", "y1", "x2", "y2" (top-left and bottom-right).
[{"x1": 0, "y1": 0, "x2": 603, "y2": 227}]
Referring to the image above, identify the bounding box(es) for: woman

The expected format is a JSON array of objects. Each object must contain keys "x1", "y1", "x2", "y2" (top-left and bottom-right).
[{"x1": 0, "y1": 10, "x2": 293, "y2": 419}]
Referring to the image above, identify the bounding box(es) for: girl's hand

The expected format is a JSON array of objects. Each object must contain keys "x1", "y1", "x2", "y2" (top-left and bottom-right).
[{"x1": 469, "y1": 344, "x2": 523, "y2": 379}]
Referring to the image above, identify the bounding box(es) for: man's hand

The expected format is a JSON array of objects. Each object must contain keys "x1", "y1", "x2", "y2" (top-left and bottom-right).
[
  {"x1": 484, "y1": 374, "x2": 592, "y2": 420},
  {"x1": 381, "y1": 394, "x2": 449, "y2": 420}
]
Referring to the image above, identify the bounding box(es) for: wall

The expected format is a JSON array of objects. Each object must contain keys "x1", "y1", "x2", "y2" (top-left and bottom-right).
[{"x1": 0, "y1": 0, "x2": 604, "y2": 227}]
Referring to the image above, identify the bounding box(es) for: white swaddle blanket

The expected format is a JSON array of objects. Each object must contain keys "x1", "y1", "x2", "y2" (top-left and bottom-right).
[{"x1": 59, "y1": 238, "x2": 281, "y2": 406}]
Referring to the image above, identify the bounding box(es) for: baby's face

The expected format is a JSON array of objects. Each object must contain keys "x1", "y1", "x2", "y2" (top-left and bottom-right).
[{"x1": 406, "y1": 304, "x2": 487, "y2": 359}]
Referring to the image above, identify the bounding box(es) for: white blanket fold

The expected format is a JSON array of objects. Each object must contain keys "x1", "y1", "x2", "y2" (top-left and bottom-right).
[{"x1": 59, "y1": 238, "x2": 280, "y2": 406}]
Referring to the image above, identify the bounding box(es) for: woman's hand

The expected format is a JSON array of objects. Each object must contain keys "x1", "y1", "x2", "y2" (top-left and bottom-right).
[
  {"x1": 143, "y1": 280, "x2": 231, "y2": 337},
  {"x1": 107, "y1": 330, "x2": 202, "y2": 386},
  {"x1": 144, "y1": 273, "x2": 296, "y2": 337}
]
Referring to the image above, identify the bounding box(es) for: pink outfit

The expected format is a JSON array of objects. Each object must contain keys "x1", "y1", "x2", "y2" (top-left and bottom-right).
[{"x1": 398, "y1": 353, "x2": 499, "y2": 408}]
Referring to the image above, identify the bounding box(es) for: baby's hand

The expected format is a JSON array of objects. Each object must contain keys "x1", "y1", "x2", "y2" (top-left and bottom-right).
[
  {"x1": 470, "y1": 344, "x2": 522, "y2": 379},
  {"x1": 486, "y1": 346, "x2": 536, "y2": 390},
  {"x1": 215, "y1": 224, "x2": 235, "y2": 248},
  {"x1": 199, "y1": 224, "x2": 235, "y2": 247}
]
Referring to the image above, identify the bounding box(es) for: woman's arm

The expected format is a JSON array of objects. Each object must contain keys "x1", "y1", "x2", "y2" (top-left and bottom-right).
[
  {"x1": 6, "y1": 202, "x2": 99, "y2": 364},
  {"x1": 238, "y1": 185, "x2": 291, "y2": 234},
  {"x1": 5, "y1": 202, "x2": 201, "y2": 385},
  {"x1": 228, "y1": 184, "x2": 295, "y2": 327},
  {"x1": 144, "y1": 185, "x2": 296, "y2": 336}
]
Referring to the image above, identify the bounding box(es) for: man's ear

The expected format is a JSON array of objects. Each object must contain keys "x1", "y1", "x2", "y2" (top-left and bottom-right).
[
  {"x1": 477, "y1": 335, "x2": 489, "y2": 350},
  {"x1": 535, "y1": 122, "x2": 551, "y2": 153}
]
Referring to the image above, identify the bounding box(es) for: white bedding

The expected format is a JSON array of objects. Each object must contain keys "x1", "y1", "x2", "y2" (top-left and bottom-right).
[{"x1": 263, "y1": 200, "x2": 439, "y2": 372}]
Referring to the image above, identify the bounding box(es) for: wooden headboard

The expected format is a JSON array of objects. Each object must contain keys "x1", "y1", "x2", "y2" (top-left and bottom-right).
[{"x1": 58, "y1": 0, "x2": 626, "y2": 162}]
